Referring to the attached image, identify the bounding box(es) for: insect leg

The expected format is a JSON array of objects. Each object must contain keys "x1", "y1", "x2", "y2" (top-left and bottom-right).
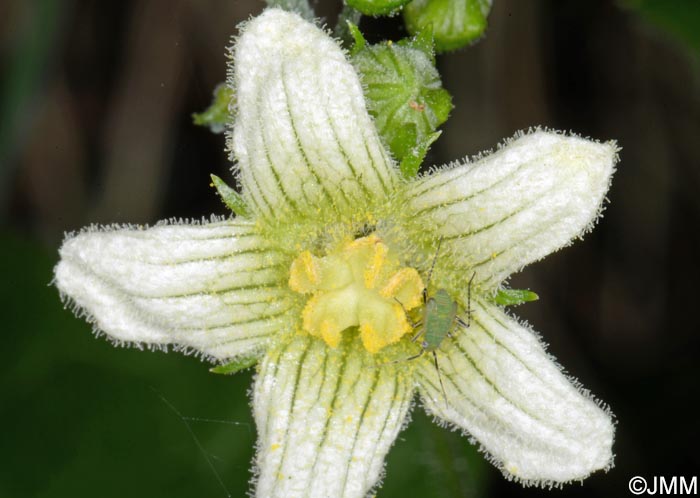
[
  {"x1": 433, "y1": 352, "x2": 449, "y2": 409},
  {"x1": 411, "y1": 328, "x2": 425, "y2": 342},
  {"x1": 455, "y1": 272, "x2": 477, "y2": 330},
  {"x1": 387, "y1": 348, "x2": 425, "y2": 365}
]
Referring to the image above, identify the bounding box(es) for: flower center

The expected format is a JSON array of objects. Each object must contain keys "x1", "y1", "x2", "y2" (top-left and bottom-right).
[{"x1": 288, "y1": 234, "x2": 424, "y2": 353}]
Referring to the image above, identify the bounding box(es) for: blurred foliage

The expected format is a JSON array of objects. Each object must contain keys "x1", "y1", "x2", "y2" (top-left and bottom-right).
[
  {"x1": 383, "y1": 410, "x2": 490, "y2": 498},
  {"x1": 0, "y1": 233, "x2": 491, "y2": 497},
  {"x1": 0, "y1": 0, "x2": 60, "y2": 213},
  {"x1": 623, "y1": 0, "x2": 700, "y2": 54}
]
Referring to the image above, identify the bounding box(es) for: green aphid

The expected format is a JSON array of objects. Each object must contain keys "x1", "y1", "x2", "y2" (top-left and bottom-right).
[{"x1": 397, "y1": 238, "x2": 474, "y2": 407}]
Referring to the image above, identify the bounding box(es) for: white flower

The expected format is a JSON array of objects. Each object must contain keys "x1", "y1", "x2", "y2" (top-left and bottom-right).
[{"x1": 55, "y1": 9, "x2": 617, "y2": 497}]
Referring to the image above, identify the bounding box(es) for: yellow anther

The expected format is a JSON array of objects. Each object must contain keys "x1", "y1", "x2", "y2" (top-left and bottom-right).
[
  {"x1": 359, "y1": 323, "x2": 382, "y2": 354},
  {"x1": 364, "y1": 242, "x2": 388, "y2": 289},
  {"x1": 344, "y1": 233, "x2": 379, "y2": 255},
  {"x1": 358, "y1": 301, "x2": 412, "y2": 353},
  {"x1": 379, "y1": 267, "x2": 424, "y2": 309},
  {"x1": 320, "y1": 319, "x2": 342, "y2": 349},
  {"x1": 289, "y1": 250, "x2": 319, "y2": 293}
]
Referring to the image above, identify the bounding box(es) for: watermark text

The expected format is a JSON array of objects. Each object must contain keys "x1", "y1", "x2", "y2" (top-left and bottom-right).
[{"x1": 629, "y1": 476, "x2": 697, "y2": 495}]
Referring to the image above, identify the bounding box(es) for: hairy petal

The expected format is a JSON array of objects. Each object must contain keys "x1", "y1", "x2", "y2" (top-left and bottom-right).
[
  {"x1": 229, "y1": 9, "x2": 397, "y2": 227},
  {"x1": 54, "y1": 219, "x2": 291, "y2": 360},
  {"x1": 402, "y1": 130, "x2": 618, "y2": 288},
  {"x1": 416, "y1": 298, "x2": 614, "y2": 485},
  {"x1": 253, "y1": 335, "x2": 413, "y2": 498}
]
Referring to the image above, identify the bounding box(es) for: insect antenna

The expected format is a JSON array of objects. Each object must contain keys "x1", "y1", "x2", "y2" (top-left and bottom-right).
[
  {"x1": 393, "y1": 297, "x2": 421, "y2": 330},
  {"x1": 424, "y1": 237, "x2": 444, "y2": 303}
]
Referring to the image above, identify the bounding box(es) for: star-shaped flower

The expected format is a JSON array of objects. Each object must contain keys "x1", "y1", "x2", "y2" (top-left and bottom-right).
[{"x1": 55, "y1": 9, "x2": 616, "y2": 497}]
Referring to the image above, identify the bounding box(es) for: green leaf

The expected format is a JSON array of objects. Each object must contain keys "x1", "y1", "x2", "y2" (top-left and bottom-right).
[
  {"x1": 623, "y1": 0, "x2": 700, "y2": 54},
  {"x1": 192, "y1": 84, "x2": 234, "y2": 134},
  {"x1": 264, "y1": 0, "x2": 315, "y2": 21},
  {"x1": 404, "y1": 0, "x2": 492, "y2": 52},
  {"x1": 383, "y1": 409, "x2": 491, "y2": 497},
  {"x1": 346, "y1": 0, "x2": 412, "y2": 16},
  {"x1": 493, "y1": 288, "x2": 539, "y2": 306},
  {"x1": 210, "y1": 174, "x2": 249, "y2": 217},
  {"x1": 210, "y1": 355, "x2": 260, "y2": 375},
  {"x1": 352, "y1": 31, "x2": 452, "y2": 177}
]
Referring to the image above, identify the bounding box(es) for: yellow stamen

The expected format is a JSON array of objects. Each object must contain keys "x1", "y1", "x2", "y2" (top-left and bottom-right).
[
  {"x1": 320, "y1": 319, "x2": 342, "y2": 349},
  {"x1": 379, "y1": 267, "x2": 424, "y2": 309},
  {"x1": 289, "y1": 250, "x2": 319, "y2": 293},
  {"x1": 289, "y1": 234, "x2": 424, "y2": 353},
  {"x1": 364, "y1": 242, "x2": 388, "y2": 289}
]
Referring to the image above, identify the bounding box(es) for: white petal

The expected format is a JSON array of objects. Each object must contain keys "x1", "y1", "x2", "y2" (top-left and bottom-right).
[
  {"x1": 253, "y1": 335, "x2": 413, "y2": 498},
  {"x1": 416, "y1": 298, "x2": 614, "y2": 485},
  {"x1": 403, "y1": 130, "x2": 618, "y2": 288},
  {"x1": 229, "y1": 9, "x2": 397, "y2": 224},
  {"x1": 54, "y1": 218, "x2": 292, "y2": 360}
]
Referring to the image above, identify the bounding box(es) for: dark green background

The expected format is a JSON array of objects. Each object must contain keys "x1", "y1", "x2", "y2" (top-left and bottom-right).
[{"x1": 2, "y1": 1, "x2": 698, "y2": 497}]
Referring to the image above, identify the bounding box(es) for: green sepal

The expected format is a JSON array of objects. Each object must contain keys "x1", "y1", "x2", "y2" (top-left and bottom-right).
[
  {"x1": 351, "y1": 30, "x2": 452, "y2": 177},
  {"x1": 400, "y1": 24, "x2": 435, "y2": 62},
  {"x1": 346, "y1": 0, "x2": 412, "y2": 16},
  {"x1": 404, "y1": 0, "x2": 491, "y2": 53},
  {"x1": 493, "y1": 288, "x2": 539, "y2": 306},
  {"x1": 400, "y1": 131, "x2": 441, "y2": 179},
  {"x1": 210, "y1": 174, "x2": 249, "y2": 217},
  {"x1": 192, "y1": 84, "x2": 234, "y2": 134},
  {"x1": 334, "y1": 6, "x2": 363, "y2": 48},
  {"x1": 210, "y1": 354, "x2": 260, "y2": 375},
  {"x1": 348, "y1": 22, "x2": 367, "y2": 56}
]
